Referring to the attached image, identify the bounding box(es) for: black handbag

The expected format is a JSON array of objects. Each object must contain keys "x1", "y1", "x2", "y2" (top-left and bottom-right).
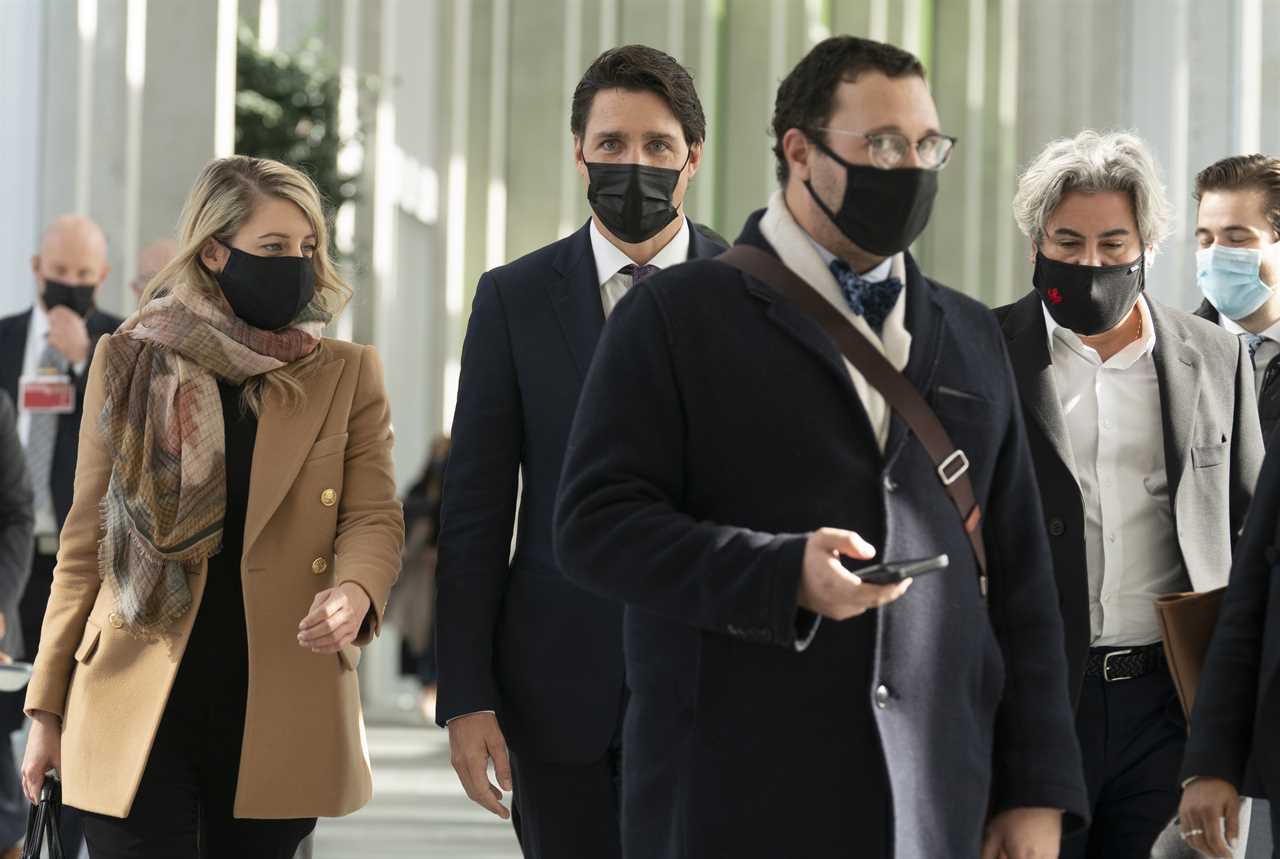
[{"x1": 20, "y1": 775, "x2": 65, "y2": 859}]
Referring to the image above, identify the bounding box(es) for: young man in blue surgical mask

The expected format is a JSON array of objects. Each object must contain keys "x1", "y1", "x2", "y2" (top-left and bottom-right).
[
  {"x1": 434, "y1": 44, "x2": 724, "y2": 859},
  {"x1": 1193, "y1": 155, "x2": 1280, "y2": 445}
]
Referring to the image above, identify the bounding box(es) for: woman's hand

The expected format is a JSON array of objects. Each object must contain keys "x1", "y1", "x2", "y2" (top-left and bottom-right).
[
  {"x1": 298, "y1": 582, "x2": 372, "y2": 654},
  {"x1": 21, "y1": 710, "x2": 62, "y2": 803}
]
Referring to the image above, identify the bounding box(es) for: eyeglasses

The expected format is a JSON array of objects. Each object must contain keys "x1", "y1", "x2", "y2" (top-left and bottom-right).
[{"x1": 812, "y1": 128, "x2": 957, "y2": 171}]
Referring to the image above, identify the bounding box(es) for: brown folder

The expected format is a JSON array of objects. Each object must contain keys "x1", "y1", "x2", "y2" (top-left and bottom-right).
[{"x1": 1155, "y1": 587, "x2": 1226, "y2": 723}]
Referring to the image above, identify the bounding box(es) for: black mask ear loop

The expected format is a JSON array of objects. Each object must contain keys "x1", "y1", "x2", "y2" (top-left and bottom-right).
[{"x1": 802, "y1": 134, "x2": 848, "y2": 226}]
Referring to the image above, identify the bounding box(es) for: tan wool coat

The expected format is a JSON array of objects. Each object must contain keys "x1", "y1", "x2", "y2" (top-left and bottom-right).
[{"x1": 25, "y1": 336, "x2": 404, "y2": 820}]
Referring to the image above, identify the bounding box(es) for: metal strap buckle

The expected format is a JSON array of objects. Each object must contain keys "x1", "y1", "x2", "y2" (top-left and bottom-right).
[
  {"x1": 1102, "y1": 649, "x2": 1135, "y2": 683},
  {"x1": 937, "y1": 450, "x2": 970, "y2": 486}
]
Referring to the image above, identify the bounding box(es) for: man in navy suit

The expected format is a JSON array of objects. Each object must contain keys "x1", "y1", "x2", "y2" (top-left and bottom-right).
[
  {"x1": 555, "y1": 36, "x2": 1087, "y2": 859},
  {"x1": 434, "y1": 44, "x2": 725, "y2": 859}
]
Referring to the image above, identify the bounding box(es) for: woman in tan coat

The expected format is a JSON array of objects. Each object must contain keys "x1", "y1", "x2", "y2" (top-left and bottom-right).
[{"x1": 20, "y1": 156, "x2": 403, "y2": 858}]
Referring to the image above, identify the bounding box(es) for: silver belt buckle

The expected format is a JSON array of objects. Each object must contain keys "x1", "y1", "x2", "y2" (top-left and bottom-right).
[
  {"x1": 1102, "y1": 648, "x2": 1134, "y2": 683},
  {"x1": 937, "y1": 450, "x2": 970, "y2": 486}
]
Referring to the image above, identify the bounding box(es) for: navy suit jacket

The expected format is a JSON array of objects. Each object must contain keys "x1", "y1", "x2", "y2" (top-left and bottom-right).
[
  {"x1": 0, "y1": 307, "x2": 123, "y2": 533},
  {"x1": 554, "y1": 211, "x2": 1089, "y2": 857},
  {"x1": 434, "y1": 219, "x2": 726, "y2": 761}
]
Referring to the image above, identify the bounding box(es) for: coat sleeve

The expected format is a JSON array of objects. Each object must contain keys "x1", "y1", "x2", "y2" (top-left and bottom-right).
[
  {"x1": 554, "y1": 282, "x2": 810, "y2": 647},
  {"x1": 983, "y1": 319, "x2": 1090, "y2": 830},
  {"x1": 335, "y1": 344, "x2": 405, "y2": 646},
  {"x1": 25, "y1": 337, "x2": 112, "y2": 719},
  {"x1": 433, "y1": 273, "x2": 526, "y2": 724},
  {"x1": 0, "y1": 393, "x2": 33, "y2": 613},
  {"x1": 1180, "y1": 438, "x2": 1280, "y2": 787}
]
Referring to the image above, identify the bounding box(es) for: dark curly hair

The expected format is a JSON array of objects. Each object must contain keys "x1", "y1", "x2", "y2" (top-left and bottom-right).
[
  {"x1": 771, "y1": 36, "x2": 925, "y2": 184},
  {"x1": 570, "y1": 44, "x2": 706, "y2": 147}
]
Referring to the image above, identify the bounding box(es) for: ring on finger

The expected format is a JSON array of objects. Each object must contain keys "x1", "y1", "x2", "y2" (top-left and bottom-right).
[{"x1": 1179, "y1": 828, "x2": 1205, "y2": 840}]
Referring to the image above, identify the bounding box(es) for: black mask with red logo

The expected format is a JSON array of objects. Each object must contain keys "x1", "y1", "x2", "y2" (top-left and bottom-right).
[{"x1": 1033, "y1": 251, "x2": 1145, "y2": 336}]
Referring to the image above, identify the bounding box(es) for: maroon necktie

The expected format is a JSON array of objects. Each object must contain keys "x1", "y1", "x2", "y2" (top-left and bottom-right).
[{"x1": 621, "y1": 264, "x2": 659, "y2": 284}]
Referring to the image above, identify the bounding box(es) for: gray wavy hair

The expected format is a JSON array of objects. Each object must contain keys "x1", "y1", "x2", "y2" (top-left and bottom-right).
[{"x1": 1012, "y1": 130, "x2": 1174, "y2": 254}]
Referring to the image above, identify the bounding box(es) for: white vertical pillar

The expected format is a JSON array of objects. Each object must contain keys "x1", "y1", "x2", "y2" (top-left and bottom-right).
[{"x1": 0, "y1": 1, "x2": 46, "y2": 316}]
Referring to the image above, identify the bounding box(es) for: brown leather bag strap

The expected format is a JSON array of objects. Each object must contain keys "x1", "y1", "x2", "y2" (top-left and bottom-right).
[{"x1": 718, "y1": 245, "x2": 988, "y2": 597}]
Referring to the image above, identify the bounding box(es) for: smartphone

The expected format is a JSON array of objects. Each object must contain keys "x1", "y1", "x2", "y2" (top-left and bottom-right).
[{"x1": 845, "y1": 554, "x2": 950, "y2": 586}]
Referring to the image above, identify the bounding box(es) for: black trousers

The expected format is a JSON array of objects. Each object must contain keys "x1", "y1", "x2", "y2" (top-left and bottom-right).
[
  {"x1": 76, "y1": 688, "x2": 315, "y2": 858},
  {"x1": 509, "y1": 743, "x2": 622, "y2": 859},
  {"x1": 1062, "y1": 661, "x2": 1187, "y2": 859}
]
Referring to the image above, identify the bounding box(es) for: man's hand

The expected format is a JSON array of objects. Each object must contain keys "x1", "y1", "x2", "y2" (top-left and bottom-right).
[
  {"x1": 981, "y1": 807, "x2": 1063, "y2": 859},
  {"x1": 796, "y1": 528, "x2": 911, "y2": 620},
  {"x1": 1178, "y1": 777, "x2": 1241, "y2": 857},
  {"x1": 447, "y1": 712, "x2": 512, "y2": 819},
  {"x1": 46, "y1": 306, "x2": 90, "y2": 367}
]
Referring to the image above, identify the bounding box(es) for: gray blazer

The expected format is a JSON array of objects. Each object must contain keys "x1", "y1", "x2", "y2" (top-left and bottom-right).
[
  {"x1": 0, "y1": 392, "x2": 32, "y2": 659},
  {"x1": 995, "y1": 292, "x2": 1265, "y2": 706}
]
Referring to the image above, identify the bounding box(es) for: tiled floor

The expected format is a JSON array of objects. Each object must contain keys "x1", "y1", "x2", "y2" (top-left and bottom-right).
[{"x1": 311, "y1": 722, "x2": 520, "y2": 859}]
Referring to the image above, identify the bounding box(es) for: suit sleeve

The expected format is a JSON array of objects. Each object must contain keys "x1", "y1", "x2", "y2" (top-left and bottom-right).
[
  {"x1": 554, "y1": 283, "x2": 809, "y2": 647},
  {"x1": 983, "y1": 318, "x2": 1090, "y2": 829},
  {"x1": 0, "y1": 394, "x2": 33, "y2": 611},
  {"x1": 25, "y1": 337, "x2": 112, "y2": 719},
  {"x1": 334, "y1": 344, "x2": 405, "y2": 645},
  {"x1": 434, "y1": 273, "x2": 526, "y2": 724},
  {"x1": 1180, "y1": 413, "x2": 1278, "y2": 787}
]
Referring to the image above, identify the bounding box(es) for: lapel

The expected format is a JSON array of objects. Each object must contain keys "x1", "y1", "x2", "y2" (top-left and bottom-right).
[
  {"x1": 1001, "y1": 292, "x2": 1076, "y2": 474},
  {"x1": 548, "y1": 222, "x2": 606, "y2": 382},
  {"x1": 243, "y1": 356, "x2": 346, "y2": 555},
  {"x1": 1148, "y1": 299, "x2": 1202, "y2": 503},
  {"x1": 884, "y1": 256, "x2": 945, "y2": 467},
  {"x1": 686, "y1": 220, "x2": 727, "y2": 260},
  {"x1": 741, "y1": 267, "x2": 880, "y2": 451}
]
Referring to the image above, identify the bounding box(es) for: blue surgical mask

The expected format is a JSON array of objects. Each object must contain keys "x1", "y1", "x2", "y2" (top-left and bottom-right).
[{"x1": 1197, "y1": 244, "x2": 1277, "y2": 321}]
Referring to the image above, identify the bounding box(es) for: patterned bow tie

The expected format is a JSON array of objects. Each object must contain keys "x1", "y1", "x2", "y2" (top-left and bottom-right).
[
  {"x1": 1242, "y1": 332, "x2": 1267, "y2": 365},
  {"x1": 621, "y1": 264, "x2": 660, "y2": 284},
  {"x1": 828, "y1": 258, "x2": 903, "y2": 334}
]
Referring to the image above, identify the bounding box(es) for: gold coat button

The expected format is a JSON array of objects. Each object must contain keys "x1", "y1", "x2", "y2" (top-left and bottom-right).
[
  {"x1": 108, "y1": 612, "x2": 124, "y2": 629},
  {"x1": 321, "y1": 488, "x2": 337, "y2": 507},
  {"x1": 312, "y1": 557, "x2": 329, "y2": 575}
]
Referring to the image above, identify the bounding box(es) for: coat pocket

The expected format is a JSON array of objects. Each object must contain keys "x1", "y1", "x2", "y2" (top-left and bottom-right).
[
  {"x1": 304, "y1": 432, "x2": 350, "y2": 463},
  {"x1": 1192, "y1": 441, "x2": 1226, "y2": 469},
  {"x1": 337, "y1": 643, "x2": 362, "y2": 672},
  {"x1": 74, "y1": 619, "x2": 101, "y2": 665}
]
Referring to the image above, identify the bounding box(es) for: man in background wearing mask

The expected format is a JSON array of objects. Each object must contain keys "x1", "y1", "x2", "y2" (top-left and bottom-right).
[
  {"x1": 0, "y1": 213, "x2": 123, "y2": 853},
  {"x1": 434, "y1": 44, "x2": 723, "y2": 859},
  {"x1": 554, "y1": 36, "x2": 1087, "y2": 858},
  {"x1": 1193, "y1": 155, "x2": 1280, "y2": 445},
  {"x1": 995, "y1": 131, "x2": 1263, "y2": 858}
]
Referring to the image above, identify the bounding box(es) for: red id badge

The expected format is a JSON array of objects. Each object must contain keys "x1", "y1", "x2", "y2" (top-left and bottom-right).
[{"x1": 19, "y1": 375, "x2": 74, "y2": 414}]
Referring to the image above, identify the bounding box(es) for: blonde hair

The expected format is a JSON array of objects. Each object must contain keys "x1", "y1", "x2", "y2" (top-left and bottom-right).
[{"x1": 142, "y1": 156, "x2": 352, "y2": 414}]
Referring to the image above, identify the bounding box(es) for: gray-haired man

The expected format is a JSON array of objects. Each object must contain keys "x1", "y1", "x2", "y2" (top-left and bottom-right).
[{"x1": 994, "y1": 130, "x2": 1264, "y2": 858}]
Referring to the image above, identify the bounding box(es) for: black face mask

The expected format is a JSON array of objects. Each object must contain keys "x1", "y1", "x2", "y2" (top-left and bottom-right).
[
  {"x1": 1033, "y1": 251, "x2": 1145, "y2": 336},
  {"x1": 213, "y1": 243, "x2": 316, "y2": 331},
  {"x1": 42, "y1": 280, "x2": 96, "y2": 318},
  {"x1": 805, "y1": 137, "x2": 939, "y2": 257},
  {"x1": 585, "y1": 151, "x2": 690, "y2": 244}
]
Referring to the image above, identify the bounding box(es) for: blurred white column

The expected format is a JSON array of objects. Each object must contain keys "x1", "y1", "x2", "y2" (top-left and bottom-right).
[{"x1": 0, "y1": 1, "x2": 46, "y2": 316}]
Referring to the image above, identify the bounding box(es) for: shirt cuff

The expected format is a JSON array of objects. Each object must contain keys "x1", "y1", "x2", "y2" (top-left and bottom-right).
[
  {"x1": 794, "y1": 612, "x2": 821, "y2": 652},
  {"x1": 445, "y1": 710, "x2": 496, "y2": 725}
]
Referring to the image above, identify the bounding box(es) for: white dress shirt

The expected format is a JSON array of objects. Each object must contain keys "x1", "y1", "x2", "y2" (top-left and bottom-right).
[
  {"x1": 589, "y1": 217, "x2": 691, "y2": 318},
  {"x1": 758, "y1": 190, "x2": 911, "y2": 452},
  {"x1": 1044, "y1": 297, "x2": 1186, "y2": 647},
  {"x1": 1220, "y1": 313, "x2": 1280, "y2": 397}
]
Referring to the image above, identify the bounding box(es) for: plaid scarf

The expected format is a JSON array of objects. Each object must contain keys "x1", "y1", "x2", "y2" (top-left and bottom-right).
[{"x1": 98, "y1": 282, "x2": 329, "y2": 634}]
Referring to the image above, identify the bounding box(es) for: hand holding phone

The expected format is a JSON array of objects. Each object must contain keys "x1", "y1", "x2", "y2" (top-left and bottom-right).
[{"x1": 797, "y1": 528, "x2": 917, "y2": 622}]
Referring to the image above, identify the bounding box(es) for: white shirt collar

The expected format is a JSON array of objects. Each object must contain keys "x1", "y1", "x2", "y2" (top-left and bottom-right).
[
  {"x1": 588, "y1": 217, "x2": 691, "y2": 287},
  {"x1": 1219, "y1": 311, "x2": 1280, "y2": 343},
  {"x1": 30, "y1": 300, "x2": 48, "y2": 338},
  {"x1": 1043, "y1": 294, "x2": 1157, "y2": 369},
  {"x1": 803, "y1": 233, "x2": 895, "y2": 283}
]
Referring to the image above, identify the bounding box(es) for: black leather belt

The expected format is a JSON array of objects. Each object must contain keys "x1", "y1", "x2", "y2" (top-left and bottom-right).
[{"x1": 1085, "y1": 643, "x2": 1166, "y2": 683}]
